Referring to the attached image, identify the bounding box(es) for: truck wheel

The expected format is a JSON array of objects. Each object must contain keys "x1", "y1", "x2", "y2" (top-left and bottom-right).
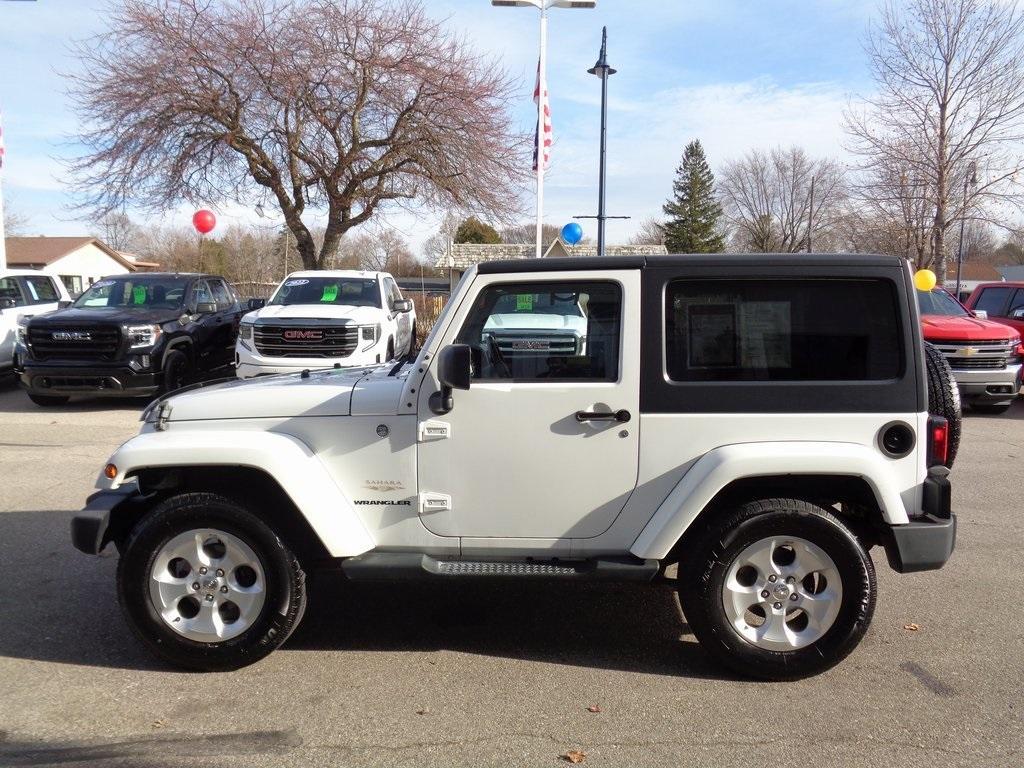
[
  {"x1": 161, "y1": 349, "x2": 191, "y2": 394},
  {"x1": 678, "y1": 498, "x2": 876, "y2": 681},
  {"x1": 117, "y1": 492, "x2": 307, "y2": 671},
  {"x1": 27, "y1": 393, "x2": 70, "y2": 406},
  {"x1": 924, "y1": 341, "x2": 961, "y2": 467}
]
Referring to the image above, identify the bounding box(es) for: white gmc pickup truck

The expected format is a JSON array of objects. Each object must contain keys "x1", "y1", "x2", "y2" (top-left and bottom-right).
[{"x1": 235, "y1": 270, "x2": 416, "y2": 378}]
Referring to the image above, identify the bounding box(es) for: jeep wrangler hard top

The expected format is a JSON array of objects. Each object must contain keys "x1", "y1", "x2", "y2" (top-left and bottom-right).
[{"x1": 72, "y1": 254, "x2": 956, "y2": 679}]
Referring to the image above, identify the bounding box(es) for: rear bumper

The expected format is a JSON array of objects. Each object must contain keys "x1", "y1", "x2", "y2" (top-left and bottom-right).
[
  {"x1": 20, "y1": 364, "x2": 160, "y2": 397},
  {"x1": 72, "y1": 487, "x2": 145, "y2": 555},
  {"x1": 882, "y1": 468, "x2": 956, "y2": 573}
]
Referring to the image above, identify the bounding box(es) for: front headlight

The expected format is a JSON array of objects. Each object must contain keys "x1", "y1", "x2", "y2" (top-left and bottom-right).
[
  {"x1": 361, "y1": 324, "x2": 380, "y2": 349},
  {"x1": 239, "y1": 322, "x2": 253, "y2": 341},
  {"x1": 16, "y1": 316, "x2": 29, "y2": 346},
  {"x1": 126, "y1": 324, "x2": 163, "y2": 349}
]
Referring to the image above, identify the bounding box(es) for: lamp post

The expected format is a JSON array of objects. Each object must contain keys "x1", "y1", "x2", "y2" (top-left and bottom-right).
[
  {"x1": 587, "y1": 27, "x2": 616, "y2": 258},
  {"x1": 491, "y1": 0, "x2": 596, "y2": 258},
  {"x1": 954, "y1": 161, "x2": 978, "y2": 299}
]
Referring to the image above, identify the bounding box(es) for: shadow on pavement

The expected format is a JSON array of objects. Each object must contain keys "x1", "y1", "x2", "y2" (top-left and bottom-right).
[{"x1": 0, "y1": 508, "x2": 727, "y2": 680}]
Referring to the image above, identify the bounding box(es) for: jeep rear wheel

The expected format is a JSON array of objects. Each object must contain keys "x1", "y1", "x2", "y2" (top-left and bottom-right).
[
  {"x1": 117, "y1": 492, "x2": 306, "y2": 671},
  {"x1": 679, "y1": 498, "x2": 876, "y2": 680}
]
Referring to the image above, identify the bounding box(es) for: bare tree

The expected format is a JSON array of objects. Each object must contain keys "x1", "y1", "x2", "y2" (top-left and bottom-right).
[
  {"x1": 69, "y1": 0, "x2": 528, "y2": 270},
  {"x1": 718, "y1": 146, "x2": 846, "y2": 253},
  {"x1": 3, "y1": 202, "x2": 30, "y2": 236},
  {"x1": 499, "y1": 222, "x2": 561, "y2": 246},
  {"x1": 421, "y1": 211, "x2": 461, "y2": 265},
  {"x1": 845, "y1": 0, "x2": 1024, "y2": 278},
  {"x1": 627, "y1": 217, "x2": 666, "y2": 246},
  {"x1": 94, "y1": 212, "x2": 140, "y2": 252},
  {"x1": 342, "y1": 227, "x2": 419, "y2": 275}
]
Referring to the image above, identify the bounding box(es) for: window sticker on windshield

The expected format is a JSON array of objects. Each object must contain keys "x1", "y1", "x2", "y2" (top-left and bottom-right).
[
  {"x1": 516, "y1": 294, "x2": 534, "y2": 311},
  {"x1": 92, "y1": 280, "x2": 116, "y2": 289},
  {"x1": 321, "y1": 284, "x2": 339, "y2": 302},
  {"x1": 284, "y1": 279, "x2": 310, "y2": 287},
  {"x1": 132, "y1": 285, "x2": 147, "y2": 304}
]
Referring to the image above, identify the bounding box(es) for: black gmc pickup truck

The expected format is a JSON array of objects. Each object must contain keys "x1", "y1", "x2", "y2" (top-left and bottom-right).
[{"x1": 15, "y1": 272, "x2": 253, "y2": 406}]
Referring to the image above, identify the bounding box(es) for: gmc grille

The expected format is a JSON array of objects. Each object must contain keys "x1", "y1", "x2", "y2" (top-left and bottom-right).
[
  {"x1": 28, "y1": 325, "x2": 121, "y2": 360},
  {"x1": 253, "y1": 324, "x2": 359, "y2": 358},
  {"x1": 489, "y1": 332, "x2": 580, "y2": 356}
]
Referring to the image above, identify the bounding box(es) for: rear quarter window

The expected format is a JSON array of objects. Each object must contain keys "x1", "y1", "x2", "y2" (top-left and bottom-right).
[{"x1": 666, "y1": 279, "x2": 902, "y2": 382}]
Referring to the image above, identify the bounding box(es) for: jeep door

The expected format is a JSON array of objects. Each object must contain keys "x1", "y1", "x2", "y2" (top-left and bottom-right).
[{"x1": 415, "y1": 271, "x2": 641, "y2": 541}]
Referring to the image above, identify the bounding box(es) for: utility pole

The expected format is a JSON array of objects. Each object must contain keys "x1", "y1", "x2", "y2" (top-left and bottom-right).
[
  {"x1": 588, "y1": 28, "x2": 615, "y2": 257},
  {"x1": 955, "y1": 161, "x2": 978, "y2": 299},
  {"x1": 806, "y1": 175, "x2": 815, "y2": 253}
]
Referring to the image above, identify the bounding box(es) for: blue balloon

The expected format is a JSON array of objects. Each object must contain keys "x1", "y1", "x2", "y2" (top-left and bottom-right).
[{"x1": 561, "y1": 222, "x2": 583, "y2": 245}]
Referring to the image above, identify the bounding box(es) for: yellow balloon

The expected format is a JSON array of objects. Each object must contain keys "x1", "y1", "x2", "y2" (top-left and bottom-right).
[{"x1": 914, "y1": 269, "x2": 937, "y2": 292}]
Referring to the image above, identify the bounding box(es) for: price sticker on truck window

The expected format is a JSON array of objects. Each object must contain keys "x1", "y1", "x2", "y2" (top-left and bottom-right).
[
  {"x1": 132, "y1": 286, "x2": 147, "y2": 304},
  {"x1": 92, "y1": 280, "x2": 115, "y2": 289},
  {"x1": 516, "y1": 294, "x2": 534, "y2": 311},
  {"x1": 284, "y1": 279, "x2": 309, "y2": 287},
  {"x1": 320, "y1": 284, "x2": 339, "y2": 302}
]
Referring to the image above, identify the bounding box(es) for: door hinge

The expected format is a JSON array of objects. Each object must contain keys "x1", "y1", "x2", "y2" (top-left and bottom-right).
[
  {"x1": 419, "y1": 492, "x2": 452, "y2": 515},
  {"x1": 418, "y1": 420, "x2": 452, "y2": 442}
]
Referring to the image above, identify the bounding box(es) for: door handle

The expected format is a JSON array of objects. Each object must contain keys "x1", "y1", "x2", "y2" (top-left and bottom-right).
[{"x1": 575, "y1": 409, "x2": 631, "y2": 423}]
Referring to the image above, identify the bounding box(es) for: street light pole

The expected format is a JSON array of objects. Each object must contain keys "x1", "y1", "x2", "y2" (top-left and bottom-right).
[
  {"x1": 588, "y1": 27, "x2": 616, "y2": 258},
  {"x1": 491, "y1": 1, "x2": 596, "y2": 257},
  {"x1": 955, "y1": 161, "x2": 978, "y2": 299}
]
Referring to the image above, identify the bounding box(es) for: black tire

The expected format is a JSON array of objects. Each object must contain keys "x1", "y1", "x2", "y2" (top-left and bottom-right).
[
  {"x1": 117, "y1": 492, "x2": 307, "y2": 671},
  {"x1": 924, "y1": 341, "x2": 961, "y2": 467},
  {"x1": 27, "y1": 393, "x2": 70, "y2": 406},
  {"x1": 678, "y1": 498, "x2": 876, "y2": 681},
  {"x1": 161, "y1": 349, "x2": 191, "y2": 395},
  {"x1": 972, "y1": 403, "x2": 1012, "y2": 415}
]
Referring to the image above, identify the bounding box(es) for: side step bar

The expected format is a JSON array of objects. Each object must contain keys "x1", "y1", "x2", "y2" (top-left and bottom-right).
[{"x1": 341, "y1": 553, "x2": 660, "y2": 582}]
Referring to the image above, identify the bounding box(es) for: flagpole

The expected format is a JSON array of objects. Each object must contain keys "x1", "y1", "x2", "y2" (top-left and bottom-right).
[
  {"x1": 0, "y1": 108, "x2": 7, "y2": 270},
  {"x1": 535, "y1": 4, "x2": 547, "y2": 259}
]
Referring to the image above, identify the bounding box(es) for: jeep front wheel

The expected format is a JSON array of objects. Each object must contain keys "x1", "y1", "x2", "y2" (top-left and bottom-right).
[
  {"x1": 679, "y1": 498, "x2": 876, "y2": 680},
  {"x1": 117, "y1": 492, "x2": 307, "y2": 671}
]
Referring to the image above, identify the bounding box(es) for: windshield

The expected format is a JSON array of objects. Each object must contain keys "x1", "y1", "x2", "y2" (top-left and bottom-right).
[
  {"x1": 269, "y1": 277, "x2": 381, "y2": 308},
  {"x1": 918, "y1": 289, "x2": 969, "y2": 318},
  {"x1": 72, "y1": 277, "x2": 189, "y2": 310},
  {"x1": 490, "y1": 291, "x2": 585, "y2": 317}
]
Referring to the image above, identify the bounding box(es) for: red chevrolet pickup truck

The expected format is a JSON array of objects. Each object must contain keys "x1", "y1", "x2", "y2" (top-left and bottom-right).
[{"x1": 918, "y1": 288, "x2": 1022, "y2": 413}]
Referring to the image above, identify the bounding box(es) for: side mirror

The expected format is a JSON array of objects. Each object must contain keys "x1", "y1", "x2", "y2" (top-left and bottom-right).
[
  {"x1": 57, "y1": 300, "x2": 73, "y2": 309},
  {"x1": 974, "y1": 309, "x2": 990, "y2": 320},
  {"x1": 1010, "y1": 309, "x2": 1024, "y2": 320},
  {"x1": 248, "y1": 298, "x2": 266, "y2": 311},
  {"x1": 393, "y1": 298, "x2": 413, "y2": 313},
  {"x1": 0, "y1": 298, "x2": 15, "y2": 310},
  {"x1": 195, "y1": 301, "x2": 217, "y2": 315},
  {"x1": 429, "y1": 344, "x2": 472, "y2": 415}
]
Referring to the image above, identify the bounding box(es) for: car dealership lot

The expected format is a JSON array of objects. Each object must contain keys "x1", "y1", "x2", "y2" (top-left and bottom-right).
[{"x1": 0, "y1": 381, "x2": 1021, "y2": 768}]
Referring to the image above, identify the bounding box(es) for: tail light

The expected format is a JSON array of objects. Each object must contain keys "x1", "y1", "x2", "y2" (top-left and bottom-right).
[{"x1": 927, "y1": 415, "x2": 949, "y2": 467}]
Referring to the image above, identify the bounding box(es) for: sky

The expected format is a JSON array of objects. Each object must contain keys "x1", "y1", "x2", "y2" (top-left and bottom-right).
[{"x1": 0, "y1": 0, "x2": 882, "y2": 255}]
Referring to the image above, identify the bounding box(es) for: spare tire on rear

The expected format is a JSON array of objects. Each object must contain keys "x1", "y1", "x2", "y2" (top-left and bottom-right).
[{"x1": 924, "y1": 341, "x2": 961, "y2": 467}]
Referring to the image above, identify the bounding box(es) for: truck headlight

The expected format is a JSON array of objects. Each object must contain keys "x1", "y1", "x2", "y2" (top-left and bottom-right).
[
  {"x1": 239, "y1": 322, "x2": 253, "y2": 341},
  {"x1": 361, "y1": 324, "x2": 380, "y2": 349},
  {"x1": 126, "y1": 324, "x2": 163, "y2": 349},
  {"x1": 16, "y1": 316, "x2": 29, "y2": 346}
]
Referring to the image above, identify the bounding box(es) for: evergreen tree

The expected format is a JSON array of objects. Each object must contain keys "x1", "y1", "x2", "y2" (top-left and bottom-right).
[
  {"x1": 454, "y1": 217, "x2": 501, "y2": 244},
  {"x1": 662, "y1": 140, "x2": 725, "y2": 253}
]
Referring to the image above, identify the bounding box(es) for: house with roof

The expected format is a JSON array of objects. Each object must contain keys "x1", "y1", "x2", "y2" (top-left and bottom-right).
[
  {"x1": 435, "y1": 241, "x2": 669, "y2": 290},
  {"x1": 4, "y1": 236, "x2": 156, "y2": 296}
]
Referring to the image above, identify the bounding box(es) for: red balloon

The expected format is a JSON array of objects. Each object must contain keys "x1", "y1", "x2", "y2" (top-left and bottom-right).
[{"x1": 192, "y1": 209, "x2": 216, "y2": 235}]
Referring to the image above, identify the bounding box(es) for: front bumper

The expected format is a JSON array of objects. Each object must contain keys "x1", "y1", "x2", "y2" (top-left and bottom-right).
[
  {"x1": 950, "y1": 362, "x2": 1022, "y2": 405},
  {"x1": 72, "y1": 486, "x2": 146, "y2": 555},
  {"x1": 234, "y1": 339, "x2": 387, "y2": 379},
  {"x1": 20, "y1": 362, "x2": 161, "y2": 397},
  {"x1": 882, "y1": 468, "x2": 956, "y2": 573}
]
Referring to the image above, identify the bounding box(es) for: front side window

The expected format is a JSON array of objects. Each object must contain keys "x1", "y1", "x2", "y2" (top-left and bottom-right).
[
  {"x1": 269, "y1": 277, "x2": 382, "y2": 308},
  {"x1": 210, "y1": 279, "x2": 233, "y2": 310},
  {"x1": 455, "y1": 281, "x2": 621, "y2": 381},
  {"x1": 23, "y1": 276, "x2": 60, "y2": 304},
  {"x1": 72, "y1": 277, "x2": 190, "y2": 309},
  {"x1": 973, "y1": 286, "x2": 1012, "y2": 316},
  {"x1": 60, "y1": 275, "x2": 83, "y2": 297},
  {"x1": 666, "y1": 279, "x2": 902, "y2": 382}
]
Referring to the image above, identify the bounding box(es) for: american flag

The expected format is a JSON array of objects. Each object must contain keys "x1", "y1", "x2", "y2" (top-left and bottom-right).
[{"x1": 533, "y1": 60, "x2": 551, "y2": 172}]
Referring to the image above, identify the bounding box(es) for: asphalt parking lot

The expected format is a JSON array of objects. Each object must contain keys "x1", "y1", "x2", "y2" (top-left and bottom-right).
[{"x1": 0, "y1": 380, "x2": 1021, "y2": 768}]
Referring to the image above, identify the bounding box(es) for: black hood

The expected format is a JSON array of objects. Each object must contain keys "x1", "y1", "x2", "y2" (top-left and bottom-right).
[{"x1": 28, "y1": 306, "x2": 182, "y2": 327}]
